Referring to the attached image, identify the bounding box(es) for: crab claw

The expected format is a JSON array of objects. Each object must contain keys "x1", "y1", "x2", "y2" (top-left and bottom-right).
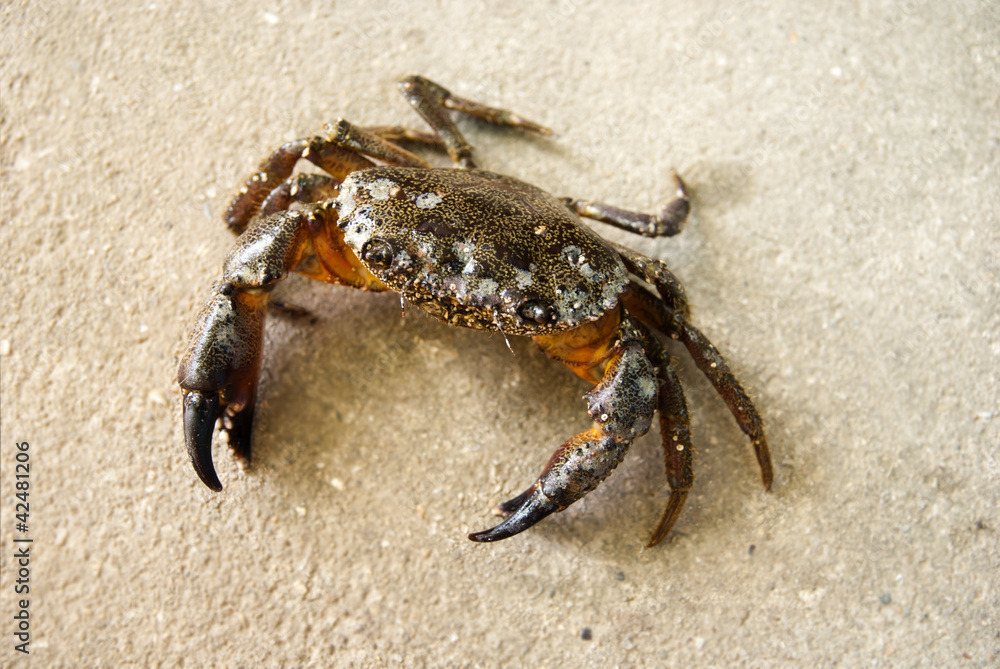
[
  {"x1": 178, "y1": 285, "x2": 267, "y2": 491},
  {"x1": 183, "y1": 391, "x2": 225, "y2": 491},
  {"x1": 468, "y1": 485, "x2": 557, "y2": 542},
  {"x1": 183, "y1": 390, "x2": 257, "y2": 491},
  {"x1": 469, "y1": 428, "x2": 632, "y2": 543}
]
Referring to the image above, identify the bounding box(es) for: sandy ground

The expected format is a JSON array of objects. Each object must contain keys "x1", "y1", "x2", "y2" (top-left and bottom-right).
[{"x1": 1, "y1": 1, "x2": 998, "y2": 666}]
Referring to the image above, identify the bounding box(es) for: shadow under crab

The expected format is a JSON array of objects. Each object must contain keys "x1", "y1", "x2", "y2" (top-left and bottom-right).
[{"x1": 178, "y1": 75, "x2": 772, "y2": 547}]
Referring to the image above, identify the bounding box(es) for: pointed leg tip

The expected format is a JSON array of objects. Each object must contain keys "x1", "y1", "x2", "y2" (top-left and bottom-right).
[
  {"x1": 646, "y1": 530, "x2": 680, "y2": 549},
  {"x1": 647, "y1": 489, "x2": 688, "y2": 548},
  {"x1": 469, "y1": 515, "x2": 523, "y2": 542},
  {"x1": 466, "y1": 516, "x2": 535, "y2": 543},
  {"x1": 758, "y1": 450, "x2": 774, "y2": 492},
  {"x1": 647, "y1": 522, "x2": 673, "y2": 548},
  {"x1": 646, "y1": 528, "x2": 669, "y2": 549},
  {"x1": 189, "y1": 435, "x2": 224, "y2": 492}
]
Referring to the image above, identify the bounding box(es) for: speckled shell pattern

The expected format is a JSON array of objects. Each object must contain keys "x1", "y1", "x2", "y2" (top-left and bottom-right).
[{"x1": 335, "y1": 166, "x2": 629, "y2": 337}]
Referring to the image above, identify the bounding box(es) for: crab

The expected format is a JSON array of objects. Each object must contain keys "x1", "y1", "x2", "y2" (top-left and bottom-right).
[{"x1": 178, "y1": 75, "x2": 772, "y2": 547}]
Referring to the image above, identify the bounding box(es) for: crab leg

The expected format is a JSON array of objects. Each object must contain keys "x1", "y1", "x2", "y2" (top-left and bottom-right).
[
  {"x1": 565, "y1": 171, "x2": 690, "y2": 238},
  {"x1": 640, "y1": 326, "x2": 695, "y2": 547},
  {"x1": 224, "y1": 137, "x2": 377, "y2": 234},
  {"x1": 396, "y1": 75, "x2": 552, "y2": 169},
  {"x1": 469, "y1": 313, "x2": 656, "y2": 542},
  {"x1": 224, "y1": 119, "x2": 454, "y2": 236},
  {"x1": 615, "y1": 244, "x2": 691, "y2": 317},
  {"x1": 326, "y1": 119, "x2": 432, "y2": 168},
  {"x1": 672, "y1": 313, "x2": 773, "y2": 490},
  {"x1": 622, "y1": 282, "x2": 773, "y2": 490},
  {"x1": 259, "y1": 173, "x2": 342, "y2": 218},
  {"x1": 361, "y1": 125, "x2": 447, "y2": 148},
  {"x1": 178, "y1": 210, "x2": 311, "y2": 489}
]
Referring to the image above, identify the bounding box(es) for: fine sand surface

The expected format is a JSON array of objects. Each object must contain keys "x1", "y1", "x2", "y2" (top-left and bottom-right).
[{"x1": 1, "y1": 1, "x2": 998, "y2": 666}]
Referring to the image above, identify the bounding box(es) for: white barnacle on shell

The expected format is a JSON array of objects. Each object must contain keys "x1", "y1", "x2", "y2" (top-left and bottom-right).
[
  {"x1": 415, "y1": 192, "x2": 443, "y2": 209},
  {"x1": 475, "y1": 278, "x2": 500, "y2": 296},
  {"x1": 394, "y1": 249, "x2": 413, "y2": 269},
  {"x1": 336, "y1": 180, "x2": 358, "y2": 219},
  {"x1": 561, "y1": 244, "x2": 583, "y2": 266},
  {"x1": 365, "y1": 178, "x2": 397, "y2": 200},
  {"x1": 601, "y1": 279, "x2": 623, "y2": 309},
  {"x1": 414, "y1": 237, "x2": 442, "y2": 272},
  {"x1": 552, "y1": 285, "x2": 591, "y2": 324},
  {"x1": 452, "y1": 240, "x2": 475, "y2": 264},
  {"x1": 340, "y1": 203, "x2": 376, "y2": 251},
  {"x1": 451, "y1": 278, "x2": 469, "y2": 300},
  {"x1": 514, "y1": 265, "x2": 535, "y2": 288}
]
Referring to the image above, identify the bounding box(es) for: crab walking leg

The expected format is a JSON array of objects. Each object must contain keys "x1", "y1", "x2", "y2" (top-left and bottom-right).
[
  {"x1": 565, "y1": 172, "x2": 690, "y2": 238},
  {"x1": 673, "y1": 313, "x2": 773, "y2": 490},
  {"x1": 622, "y1": 282, "x2": 773, "y2": 490},
  {"x1": 397, "y1": 75, "x2": 552, "y2": 169},
  {"x1": 615, "y1": 244, "x2": 691, "y2": 318},
  {"x1": 469, "y1": 315, "x2": 657, "y2": 542},
  {"x1": 641, "y1": 329, "x2": 695, "y2": 547},
  {"x1": 225, "y1": 121, "x2": 452, "y2": 235},
  {"x1": 326, "y1": 119, "x2": 432, "y2": 168},
  {"x1": 224, "y1": 137, "x2": 377, "y2": 234},
  {"x1": 224, "y1": 139, "x2": 308, "y2": 234},
  {"x1": 258, "y1": 173, "x2": 342, "y2": 219},
  {"x1": 361, "y1": 125, "x2": 447, "y2": 148}
]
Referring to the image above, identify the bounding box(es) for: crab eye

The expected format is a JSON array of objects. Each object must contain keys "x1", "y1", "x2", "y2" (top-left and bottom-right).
[
  {"x1": 361, "y1": 238, "x2": 394, "y2": 270},
  {"x1": 517, "y1": 299, "x2": 555, "y2": 326}
]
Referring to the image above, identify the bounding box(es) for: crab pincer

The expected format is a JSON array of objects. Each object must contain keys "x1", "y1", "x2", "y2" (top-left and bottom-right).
[
  {"x1": 470, "y1": 318, "x2": 656, "y2": 542},
  {"x1": 178, "y1": 283, "x2": 268, "y2": 490}
]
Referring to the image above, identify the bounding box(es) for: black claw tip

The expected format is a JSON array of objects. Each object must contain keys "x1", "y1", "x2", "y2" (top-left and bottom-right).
[
  {"x1": 468, "y1": 485, "x2": 557, "y2": 543},
  {"x1": 467, "y1": 528, "x2": 506, "y2": 543},
  {"x1": 183, "y1": 391, "x2": 224, "y2": 491}
]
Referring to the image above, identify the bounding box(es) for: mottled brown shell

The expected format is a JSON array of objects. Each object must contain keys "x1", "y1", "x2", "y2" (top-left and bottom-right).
[{"x1": 335, "y1": 166, "x2": 628, "y2": 336}]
